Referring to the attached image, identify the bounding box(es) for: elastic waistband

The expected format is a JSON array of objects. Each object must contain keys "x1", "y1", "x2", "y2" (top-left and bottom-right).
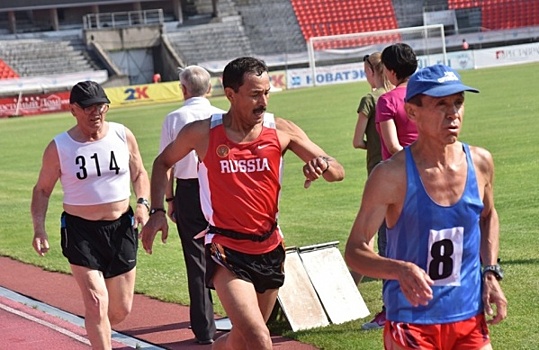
[
  {"x1": 176, "y1": 178, "x2": 199, "y2": 186},
  {"x1": 62, "y1": 206, "x2": 133, "y2": 224},
  {"x1": 208, "y1": 222, "x2": 277, "y2": 242}
]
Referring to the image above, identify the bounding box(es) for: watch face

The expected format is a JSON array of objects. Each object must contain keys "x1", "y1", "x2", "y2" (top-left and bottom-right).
[
  {"x1": 150, "y1": 208, "x2": 165, "y2": 215},
  {"x1": 137, "y1": 198, "x2": 150, "y2": 212},
  {"x1": 484, "y1": 265, "x2": 503, "y2": 280}
]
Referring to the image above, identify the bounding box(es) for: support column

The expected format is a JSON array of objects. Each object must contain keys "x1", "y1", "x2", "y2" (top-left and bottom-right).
[
  {"x1": 8, "y1": 11, "x2": 16, "y2": 34},
  {"x1": 49, "y1": 8, "x2": 59, "y2": 31},
  {"x1": 172, "y1": 0, "x2": 183, "y2": 24},
  {"x1": 132, "y1": 2, "x2": 142, "y2": 25},
  {"x1": 212, "y1": 0, "x2": 219, "y2": 18},
  {"x1": 91, "y1": 5, "x2": 100, "y2": 28}
]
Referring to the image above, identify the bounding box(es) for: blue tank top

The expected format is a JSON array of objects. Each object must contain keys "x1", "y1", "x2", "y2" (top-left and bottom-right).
[{"x1": 384, "y1": 144, "x2": 484, "y2": 324}]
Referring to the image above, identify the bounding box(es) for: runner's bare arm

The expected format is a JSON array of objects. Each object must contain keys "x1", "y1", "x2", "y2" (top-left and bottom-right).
[
  {"x1": 125, "y1": 127, "x2": 150, "y2": 228},
  {"x1": 31, "y1": 141, "x2": 60, "y2": 256},
  {"x1": 141, "y1": 119, "x2": 209, "y2": 254},
  {"x1": 345, "y1": 158, "x2": 434, "y2": 307},
  {"x1": 473, "y1": 146, "x2": 507, "y2": 324}
]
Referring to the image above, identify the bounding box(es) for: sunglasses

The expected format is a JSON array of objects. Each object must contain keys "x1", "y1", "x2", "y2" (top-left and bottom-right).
[
  {"x1": 363, "y1": 55, "x2": 373, "y2": 70},
  {"x1": 77, "y1": 103, "x2": 109, "y2": 114}
]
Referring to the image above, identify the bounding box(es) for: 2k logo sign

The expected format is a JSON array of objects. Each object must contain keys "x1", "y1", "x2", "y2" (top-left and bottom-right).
[
  {"x1": 270, "y1": 74, "x2": 284, "y2": 88},
  {"x1": 124, "y1": 86, "x2": 150, "y2": 100}
]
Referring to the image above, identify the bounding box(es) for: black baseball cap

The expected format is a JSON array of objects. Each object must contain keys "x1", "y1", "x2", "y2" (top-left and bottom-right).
[{"x1": 69, "y1": 81, "x2": 111, "y2": 108}]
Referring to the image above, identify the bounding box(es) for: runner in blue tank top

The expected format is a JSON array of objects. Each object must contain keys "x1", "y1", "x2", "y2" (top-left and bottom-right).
[{"x1": 345, "y1": 65, "x2": 507, "y2": 350}]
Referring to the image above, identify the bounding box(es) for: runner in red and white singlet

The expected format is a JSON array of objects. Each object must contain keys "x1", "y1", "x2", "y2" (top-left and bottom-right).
[
  {"x1": 142, "y1": 57, "x2": 345, "y2": 350},
  {"x1": 199, "y1": 112, "x2": 283, "y2": 255}
]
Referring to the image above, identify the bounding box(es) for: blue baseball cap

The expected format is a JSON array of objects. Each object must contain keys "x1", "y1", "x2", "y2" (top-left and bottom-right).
[{"x1": 405, "y1": 64, "x2": 479, "y2": 102}]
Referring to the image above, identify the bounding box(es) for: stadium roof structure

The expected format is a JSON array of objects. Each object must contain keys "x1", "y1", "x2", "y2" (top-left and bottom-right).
[{"x1": 0, "y1": 0, "x2": 164, "y2": 12}]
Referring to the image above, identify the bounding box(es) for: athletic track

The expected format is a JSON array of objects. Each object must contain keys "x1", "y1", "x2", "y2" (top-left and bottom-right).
[{"x1": 0, "y1": 256, "x2": 317, "y2": 349}]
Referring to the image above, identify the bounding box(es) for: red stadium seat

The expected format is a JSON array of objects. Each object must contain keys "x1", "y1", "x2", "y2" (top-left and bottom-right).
[
  {"x1": 448, "y1": 0, "x2": 539, "y2": 30},
  {"x1": 291, "y1": 0, "x2": 398, "y2": 41},
  {"x1": 295, "y1": 0, "x2": 539, "y2": 42},
  {"x1": 0, "y1": 59, "x2": 19, "y2": 79}
]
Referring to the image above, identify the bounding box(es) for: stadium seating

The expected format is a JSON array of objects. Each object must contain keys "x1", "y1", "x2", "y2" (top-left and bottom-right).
[
  {"x1": 166, "y1": 17, "x2": 254, "y2": 65},
  {"x1": 0, "y1": 59, "x2": 19, "y2": 79},
  {"x1": 235, "y1": 0, "x2": 306, "y2": 55},
  {"x1": 448, "y1": 0, "x2": 478, "y2": 9},
  {"x1": 290, "y1": 0, "x2": 398, "y2": 42},
  {"x1": 169, "y1": 0, "x2": 307, "y2": 63},
  {"x1": 448, "y1": 0, "x2": 539, "y2": 30},
  {"x1": 0, "y1": 36, "x2": 95, "y2": 77}
]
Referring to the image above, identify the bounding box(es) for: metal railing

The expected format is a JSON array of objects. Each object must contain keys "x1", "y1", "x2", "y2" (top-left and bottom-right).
[{"x1": 83, "y1": 9, "x2": 164, "y2": 30}]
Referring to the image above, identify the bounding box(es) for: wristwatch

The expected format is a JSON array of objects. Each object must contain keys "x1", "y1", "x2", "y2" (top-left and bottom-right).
[
  {"x1": 137, "y1": 197, "x2": 150, "y2": 212},
  {"x1": 483, "y1": 264, "x2": 504, "y2": 281},
  {"x1": 149, "y1": 208, "x2": 166, "y2": 216}
]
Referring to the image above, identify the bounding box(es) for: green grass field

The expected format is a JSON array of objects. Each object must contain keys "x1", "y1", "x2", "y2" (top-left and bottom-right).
[{"x1": 1, "y1": 62, "x2": 539, "y2": 349}]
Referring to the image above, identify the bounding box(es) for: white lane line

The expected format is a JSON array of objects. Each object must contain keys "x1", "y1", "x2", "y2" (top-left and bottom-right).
[
  {"x1": 0, "y1": 302, "x2": 90, "y2": 345},
  {"x1": 0, "y1": 286, "x2": 165, "y2": 349}
]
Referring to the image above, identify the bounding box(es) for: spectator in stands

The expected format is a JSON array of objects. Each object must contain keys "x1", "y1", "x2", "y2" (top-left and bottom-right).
[
  {"x1": 158, "y1": 66, "x2": 225, "y2": 345},
  {"x1": 141, "y1": 56, "x2": 344, "y2": 350},
  {"x1": 361, "y1": 42, "x2": 418, "y2": 330},
  {"x1": 462, "y1": 38, "x2": 470, "y2": 50},
  {"x1": 351, "y1": 52, "x2": 392, "y2": 284},
  {"x1": 345, "y1": 64, "x2": 506, "y2": 348},
  {"x1": 153, "y1": 73, "x2": 162, "y2": 83},
  {"x1": 31, "y1": 81, "x2": 150, "y2": 349}
]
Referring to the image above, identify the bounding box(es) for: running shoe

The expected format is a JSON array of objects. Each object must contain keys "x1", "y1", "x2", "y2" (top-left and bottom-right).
[{"x1": 361, "y1": 309, "x2": 386, "y2": 330}]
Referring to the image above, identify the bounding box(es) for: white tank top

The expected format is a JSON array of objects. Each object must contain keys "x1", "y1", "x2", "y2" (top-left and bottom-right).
[{"x1": 54, "y1": 122, "x2": 131, "y2": 205}]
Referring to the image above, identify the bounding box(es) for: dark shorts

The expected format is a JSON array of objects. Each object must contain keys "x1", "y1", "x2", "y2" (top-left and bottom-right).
[
  {"x1": 205, "y1": 242, "x2": 286, "y2": 293},
  {"x1": 384, "y1": 313, "x2": 490, "y2": 350},
  {"x1": 61, "y1": 207, "x2": 138, "y2": 279}
]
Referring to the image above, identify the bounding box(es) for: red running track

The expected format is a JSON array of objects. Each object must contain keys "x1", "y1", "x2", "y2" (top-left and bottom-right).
[
  {"x1": 0, "y1": 296, "x2": 91, "y2": 350},
  {"x1": 0, "y1": 256, "x2": 317, "y2": 349}
]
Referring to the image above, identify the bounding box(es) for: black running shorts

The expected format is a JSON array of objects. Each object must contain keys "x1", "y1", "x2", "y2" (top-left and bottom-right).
[
  {"x1": 205, "y1": 242, "x2": 285, "y2": 293},
  {"x1": 60, "y1": 207, "x2": 137, "y2": 278}
]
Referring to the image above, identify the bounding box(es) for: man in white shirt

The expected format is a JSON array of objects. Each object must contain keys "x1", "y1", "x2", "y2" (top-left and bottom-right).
[{"x1": 159, "y1": 66, "x2": 225, "y2": 344}]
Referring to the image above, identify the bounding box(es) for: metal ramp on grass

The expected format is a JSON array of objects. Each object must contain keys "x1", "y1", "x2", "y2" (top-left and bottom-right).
[{"x1": 277, "y1": 241, "x2": 370, "y2": 331}]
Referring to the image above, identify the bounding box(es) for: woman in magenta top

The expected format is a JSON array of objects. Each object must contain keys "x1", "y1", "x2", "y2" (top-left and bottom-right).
[{"x1": 376, "y1": 43, "x2": 418, "y2": 161}]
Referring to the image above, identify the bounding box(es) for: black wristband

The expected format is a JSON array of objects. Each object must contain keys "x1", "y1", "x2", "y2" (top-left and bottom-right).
[
  {"x1": 165, "y1": 197, "x2": 175, "y2": 202},
  {"x1": 149, "y1": 208, "x2": 166, "y2": 215}
]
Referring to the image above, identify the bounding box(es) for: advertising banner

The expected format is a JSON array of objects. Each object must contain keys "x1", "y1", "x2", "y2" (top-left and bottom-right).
[
  {"x1": 474, "y1": 42, "x2": 539, "y2": 68},
  {"x1": 269, "y1": 71, "x2": 287, "y2": 91},
  {"x1": 287, "y1": 63, "x2": 368, "y2": 89},
  {"x1": 210, "y1": 77, "x2": 224, "y2": 97},
  {"x1": 287, "y1": 51, "x2": 477, "y2": 89},
  {"x1": 208, "y1": 71, "x2": 286, "y2": 97},
  {"x1": 106, "y1": 81, "x2": 182, "y2": 108},
  {"x1": 0, "y1": 91, "x2": 70, "y2": 117}
]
